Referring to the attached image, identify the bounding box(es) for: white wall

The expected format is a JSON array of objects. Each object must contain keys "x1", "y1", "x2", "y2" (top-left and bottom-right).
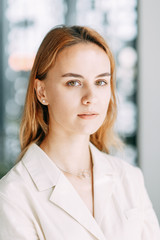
[{"x1": 138, "y1": 0, "x2": 160, "y2": 221}]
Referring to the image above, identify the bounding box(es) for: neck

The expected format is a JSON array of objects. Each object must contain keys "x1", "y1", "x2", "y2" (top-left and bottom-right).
[{"x1": 40, "y1": 131, "x2": 91, "y2": 173}]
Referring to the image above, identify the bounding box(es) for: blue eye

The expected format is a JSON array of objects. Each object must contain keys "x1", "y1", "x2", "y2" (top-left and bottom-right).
[
  {"x1": 95, "y1": 80, "x2": 108, "y2": 86},
  {"x1": 66, "y1": 80, "x2": 81, "y2": 87}
]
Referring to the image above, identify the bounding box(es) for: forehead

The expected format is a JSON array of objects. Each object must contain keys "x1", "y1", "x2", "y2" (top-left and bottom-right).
[{"x1": 53, "y1": 43, "x2": 111, "y2": 75}]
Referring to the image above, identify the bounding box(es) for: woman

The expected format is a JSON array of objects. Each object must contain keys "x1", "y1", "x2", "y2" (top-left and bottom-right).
[{"x1": 0, "y1": 25, "x2": 159, "y2": 240}]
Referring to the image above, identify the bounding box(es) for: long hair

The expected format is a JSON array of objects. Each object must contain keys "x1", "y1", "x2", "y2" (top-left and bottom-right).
[{"x1": 19, "y1": 25, "x2": 121, "y2": 160}]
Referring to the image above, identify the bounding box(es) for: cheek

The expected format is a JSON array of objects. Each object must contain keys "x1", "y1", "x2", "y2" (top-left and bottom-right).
[
  {"x1": 47, "y1": 86, "x2": 66, "y2": 106},
  {"x1": 99, "y1": 89, "x2": 111, "y2": 110},
  {"x1": 47, "y1": 90, "x2": 77, "y2": 117}
]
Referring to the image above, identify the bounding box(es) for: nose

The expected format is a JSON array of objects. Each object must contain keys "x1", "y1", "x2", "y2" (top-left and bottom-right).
[{"x1": 81, "y1": 87, "x2": 97, "y2": 105}]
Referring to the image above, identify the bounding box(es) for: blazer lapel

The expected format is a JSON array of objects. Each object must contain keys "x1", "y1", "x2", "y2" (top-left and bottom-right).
[
  {"x1": 90, "y1": 143, "x2": 118, "y2": 225},
  {"x1": 50, "y1": 173, "x2": 106, "y2": 240}
]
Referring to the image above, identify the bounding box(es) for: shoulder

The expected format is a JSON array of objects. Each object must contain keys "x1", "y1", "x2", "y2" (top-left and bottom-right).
[
  {"x1": 91, "y1": 143, "x2": 148, "y2": 206},
  {"x1": 90, "y1": 142, "x2": 143, "y2": 184},
  {"x1": 105, "y1": 152, "x2": 144, "y2": 188},
  {"x1": 0, "y1": 161, "x2": 29, "y2": 201},
  {"x1": 0, "y1": 145, "x2": 39, "y2": 203},
  {"x1": 106, "y1": 152, "x2": 142, "y2": 179},
  {"x1": 0, "y1": 160, "x2": 39, "y2": 239}
]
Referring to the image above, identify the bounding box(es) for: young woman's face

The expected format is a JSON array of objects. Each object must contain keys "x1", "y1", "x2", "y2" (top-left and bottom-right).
[{"x1": 43, "y1": 43, "x2": 111, "y2": 136}]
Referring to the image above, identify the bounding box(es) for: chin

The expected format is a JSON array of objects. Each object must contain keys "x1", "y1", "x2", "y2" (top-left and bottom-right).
[{"x1": 76, "y1": 124, "x2": 102, "y2": 136}]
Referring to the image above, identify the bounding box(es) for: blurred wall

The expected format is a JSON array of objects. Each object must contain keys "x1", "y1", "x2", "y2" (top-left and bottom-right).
[{"x1": 138, "y1": 0, "x2": 160, "y2": 221}]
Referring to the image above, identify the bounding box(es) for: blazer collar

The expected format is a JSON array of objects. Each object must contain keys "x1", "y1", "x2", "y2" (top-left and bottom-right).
[
  {"x1": 22, "y1": 143, "x2": 61, "y2": 191},
  {"x1": 23, "y1": 143, "x2": 118, "y2": 240}
]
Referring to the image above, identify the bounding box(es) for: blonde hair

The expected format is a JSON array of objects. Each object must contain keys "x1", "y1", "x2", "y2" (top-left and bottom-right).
[{"x1": 19, "y1": 25, "x2": 121, "y2": 160}]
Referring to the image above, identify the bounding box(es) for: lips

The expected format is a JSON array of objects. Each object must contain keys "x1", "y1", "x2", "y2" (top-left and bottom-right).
[{"x1": 77, "y1": 112, "x2": 99, "y2": 119}]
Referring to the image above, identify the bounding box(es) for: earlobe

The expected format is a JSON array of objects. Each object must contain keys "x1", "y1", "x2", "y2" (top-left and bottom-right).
[{"x1": 34, "y1": 79, "x2": 48, "y2": 105}]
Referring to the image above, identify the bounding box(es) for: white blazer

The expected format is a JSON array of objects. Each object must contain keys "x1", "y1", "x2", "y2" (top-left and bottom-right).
[{"x1": 0, "y1": 143, "x2": 160, "y2": 240}]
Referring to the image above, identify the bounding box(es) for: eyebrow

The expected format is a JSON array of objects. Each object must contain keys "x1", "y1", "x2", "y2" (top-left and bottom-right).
[{"x1": 61, "y1": 72, "x2": 111, "y2": 78}]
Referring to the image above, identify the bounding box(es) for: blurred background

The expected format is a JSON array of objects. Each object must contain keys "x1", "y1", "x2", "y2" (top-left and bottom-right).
[{"x1": 0, "y1": 0, "x2": 159, "y2": 221}]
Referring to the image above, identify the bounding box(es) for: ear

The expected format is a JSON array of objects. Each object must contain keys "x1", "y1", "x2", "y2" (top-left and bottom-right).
[{"x1": 34, "y1": 79, "x2": 48, "y2": 105}]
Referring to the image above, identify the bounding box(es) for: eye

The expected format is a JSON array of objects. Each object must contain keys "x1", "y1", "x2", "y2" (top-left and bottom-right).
[
  {"x1": 66, "y1": 80, "x2": 82, "y2": 87},
  {"x1": 95, "y1": 80, "x2": 108, "y2": 86}
]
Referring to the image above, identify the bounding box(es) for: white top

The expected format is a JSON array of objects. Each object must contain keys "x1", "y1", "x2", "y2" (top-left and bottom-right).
[{"x1": 0, "y1": 143, "x2": 160, "y2": 240}]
